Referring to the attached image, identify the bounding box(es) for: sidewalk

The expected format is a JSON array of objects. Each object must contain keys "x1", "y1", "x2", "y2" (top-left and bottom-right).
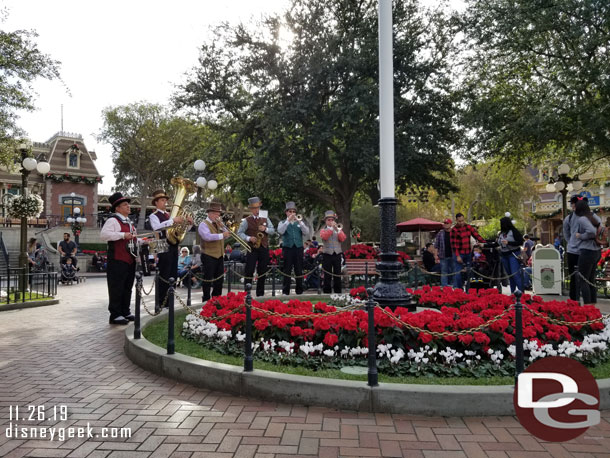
[{"x1": 0, "y1": 278, "x2": 609, "y2": 457}]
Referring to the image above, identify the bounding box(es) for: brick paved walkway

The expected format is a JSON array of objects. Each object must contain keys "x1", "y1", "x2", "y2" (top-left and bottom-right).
[{"x1": 1, "y1": 279, "x2": 610, "y2": 457}]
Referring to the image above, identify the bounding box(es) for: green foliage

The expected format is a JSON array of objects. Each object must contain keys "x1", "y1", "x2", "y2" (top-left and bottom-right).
[
  {"x1": 0, "y1": 11, "x2": 62, "y2": 166},
  {"x1": 451, "y1": 161, "x2": 537, "y2": 220},
  {"x1": 175, "y1": 0, "x2": 461, "y2": 245},
  {"x1": 460, "y1": 0, "x2": 610, "y2": 165},
  {"x1": 478, "y1": 217, "x2": 527, "y2": 240}
]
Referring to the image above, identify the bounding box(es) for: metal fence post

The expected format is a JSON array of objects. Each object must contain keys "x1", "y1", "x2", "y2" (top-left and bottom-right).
[
  {"x1": 271, "y1": 265, "x2": 276, "y2": 297},
  {"x1": 514, "y1": 289, "x2": 524, "y2": 383},
  {"x1": 167, "y1": 277, "x2": 175, "y2": 355},
  {"x1": 317, "y1": 263, "x2": 322, "y2": 295},
  {"x1": 154, "y1": 269, "x2": 160, "y2": 313},
  {"x1": 134, "y1": 272, "x2": 142, "y2": 339},
  {"x1": 244, "y1": 283, "x2": 253, "y2": 372},
  {"x1": 227, "y1": 262, "x2": 233, "y2": 294},
  {"x1": 365, "y1": 262, "x2": 369, "y2": 288},
  {"x1": 573, "y1": 265, "x2": 580, "y2": 304},
  {"x1": 186, "y1": 269, "x2": 192, "y2": 307},
  {"x1": 366, "y1": 288, "x2": 378, "y2": 387}
]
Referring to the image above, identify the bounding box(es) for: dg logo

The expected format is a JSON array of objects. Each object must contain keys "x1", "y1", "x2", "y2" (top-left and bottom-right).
[{"x1": 514, "y1": 356, "x2": 600, "y2": 442}]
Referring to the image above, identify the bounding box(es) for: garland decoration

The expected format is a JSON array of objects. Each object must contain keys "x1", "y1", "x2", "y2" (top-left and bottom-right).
[{"x1": 46, "y1": 173, "x2": 102, "y2": 185}]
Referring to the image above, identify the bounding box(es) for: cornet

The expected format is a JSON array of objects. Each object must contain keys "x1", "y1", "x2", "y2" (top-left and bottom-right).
[
  {"x1": 296, "y1": 214, "x2": 303, "y2": 221},
  {"x1": 336, "y1": 223, "x2": 343, "y2": 231}
]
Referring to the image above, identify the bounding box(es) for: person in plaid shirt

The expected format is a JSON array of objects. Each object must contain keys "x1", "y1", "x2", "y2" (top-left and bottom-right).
[{"x1": 450, "y1": 213, "x2": 486, "y2": 288}]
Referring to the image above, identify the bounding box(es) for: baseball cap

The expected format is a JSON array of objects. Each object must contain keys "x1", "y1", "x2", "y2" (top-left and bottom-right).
[{"x1": 443, "y1": 218, "x2": 452, "y2": 224}]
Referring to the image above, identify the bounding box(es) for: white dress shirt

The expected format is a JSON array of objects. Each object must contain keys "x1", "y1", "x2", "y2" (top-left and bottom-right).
[
  {"x1": 100, "y1": 214, "x2": 134, "y2": 242},
  {"x1": 198, "y1": 218, "x2": 225, "y2": 241},
  {"x1": 149, "y1": 210, "x2": 174, "y2": 231}
]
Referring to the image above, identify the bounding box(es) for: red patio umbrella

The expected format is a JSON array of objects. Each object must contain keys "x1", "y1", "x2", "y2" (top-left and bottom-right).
[{"x1": 396, "y1": 218, "x2": 443, "y2": 252}]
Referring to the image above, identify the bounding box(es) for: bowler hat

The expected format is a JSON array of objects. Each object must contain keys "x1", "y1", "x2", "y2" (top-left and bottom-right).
[
  {"x1": 248, "y1": 196, "x2": 262, "y2": 208},
  {"x1": 206, "y1": 201, "x2": 224, "y2": 213},
  {"x1": 109, "y1": 192, "x2": 131, "y2": 210},
  {"x1": 151, "y1": 189, "x2": 170, "y2": 205},
  {"x1": 323, "y1": 210, "x2": 337, "y2": 220}
]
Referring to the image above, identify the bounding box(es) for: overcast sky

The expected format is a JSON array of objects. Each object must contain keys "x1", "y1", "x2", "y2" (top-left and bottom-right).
[
  {"x1": 3, "y1": 0, "x2": 459, "y2": 193},
  {"x1": 2, "y1": 0, "x2": 289, "y2": 192}
]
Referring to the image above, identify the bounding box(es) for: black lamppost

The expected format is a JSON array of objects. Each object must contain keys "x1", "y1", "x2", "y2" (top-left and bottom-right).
[
  {"x1": 373, "y1": 0, "x2": 415, "y2": 311},
  {"x1": 193, "y1": 159, "x2": 218, "y2": 243},
  {"x1": 545, "y1": 163, "x2": 583, "y2": 221},
  {"x1": 66, "y1": 192, "x2": 86, "y2": 251},
  {"x1": 17, "y1": 140, "x2": 50, "y2": 296}
]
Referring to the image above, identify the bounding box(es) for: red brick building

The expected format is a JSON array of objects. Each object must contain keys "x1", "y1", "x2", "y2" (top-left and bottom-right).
[{"x1": 0, "y1": 132, "x2": 102, "y2": 227}]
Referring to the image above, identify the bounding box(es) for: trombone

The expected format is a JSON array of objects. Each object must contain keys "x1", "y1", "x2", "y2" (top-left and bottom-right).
[{"x1": 215, "y1": 217, "x2": 252, "y2": 253}]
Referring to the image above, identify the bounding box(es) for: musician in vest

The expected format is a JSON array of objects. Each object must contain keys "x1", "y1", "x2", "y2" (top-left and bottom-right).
[
  {"x1": 149, "y1": 189, "x2": 191, "y2": 307},
  {"x1": 198, "y1": 201, "x2": 231, "y2": 301},
  {"x1": 277, "y1": 201, "x2": 309, "y2": 295},
  {"x1": 100, "y1": 192, "x2": 138, "y2": 325},
  {"x1": 237, "y1": 196, "x2": 276, "y2": 296},
  {"x1": 319, "y1": 210, "x2": 347, "y2": 294}
]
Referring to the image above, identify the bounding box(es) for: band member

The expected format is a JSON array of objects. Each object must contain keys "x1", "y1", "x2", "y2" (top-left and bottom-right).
[
  {"x1": 319, "y1": 210, "x2": 346, "y2": 294},
  {"x1": 149, "y1": 189, "x2": 191, "y2": 307},
  {"x1": 277, "y1": 201, "x2": 309, "y2": 295},
  {"x1": 237, "y1": 196, "x2": 275, "y2": 297},
  {"x1": 198, "y1": 201, "x2": 230, "y2": 301},
  {"x1": 100, "y1": 192, "x2": 137, "y2": 325}
]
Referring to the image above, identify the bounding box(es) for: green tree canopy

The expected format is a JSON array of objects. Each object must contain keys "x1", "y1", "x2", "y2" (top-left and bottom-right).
[
  {"x1": 175, "y1": 0, "x2": 460, "y2": 246},
  {"x1": 0, "y1": 10, "x2": 61, "y2": 167},
  {"x1": 460, "y1": 0, "x2": 610, "y2": 165},
  {"x1": 98, "y1": 103, "x2": 207, "y2": 229}
]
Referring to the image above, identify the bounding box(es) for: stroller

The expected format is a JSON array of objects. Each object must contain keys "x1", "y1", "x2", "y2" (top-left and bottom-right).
[
  {"x1": 468, "y1": 242, "x2": 503, "y2": 292},
  {"x1": 303, "y1": 253, "x2": 321, "y2": 291},
  {"x1": 60, "y1": 260, "x2": 79, "y2": 285}
]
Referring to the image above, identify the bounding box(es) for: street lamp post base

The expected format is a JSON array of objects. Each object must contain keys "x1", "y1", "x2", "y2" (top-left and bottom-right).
[{"x1": 374, "y1": 197, "x2": 415, "y2": 311}]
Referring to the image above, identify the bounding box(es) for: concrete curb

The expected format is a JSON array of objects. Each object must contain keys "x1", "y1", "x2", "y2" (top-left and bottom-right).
[
  {"x1": 0, "y1": 299, "x2": 59, "y2": 312},
  {"x1": 124, "y1": 311, "x2": 610, "y2": 416}
]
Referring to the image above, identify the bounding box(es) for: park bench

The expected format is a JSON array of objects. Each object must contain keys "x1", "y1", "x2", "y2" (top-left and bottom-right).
[{"x1": 344, "y1": 259, "x2": 378, "y2": 287}]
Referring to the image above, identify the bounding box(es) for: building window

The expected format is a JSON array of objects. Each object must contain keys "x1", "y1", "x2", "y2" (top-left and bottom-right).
[
  {"x1": 61, "y1": 196, "x2": 84, "y2": 221},
  {"x1": 65, "y1": 145, "x2": 81, "y2": 169}
]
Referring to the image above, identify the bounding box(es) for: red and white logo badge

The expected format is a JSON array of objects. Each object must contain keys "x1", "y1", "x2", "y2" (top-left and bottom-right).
[{"x1": 514, "y1": 356, "x2": 600, "y2": 442}]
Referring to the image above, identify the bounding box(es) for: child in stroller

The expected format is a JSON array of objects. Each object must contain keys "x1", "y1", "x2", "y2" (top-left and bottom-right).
[
  {"x1": 469, "y1": 244, "x2": 489, "y2": 290},
  {"x1": 303, "y1": 248, "x2": 321, "y2": 290},
  {"x1": 60, "y1": 257, "x2": 78, "y2": 284}
]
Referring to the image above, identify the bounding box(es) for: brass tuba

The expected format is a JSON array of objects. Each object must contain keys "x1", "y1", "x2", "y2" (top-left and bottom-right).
[{"x1": 166, "y1": 177, "x2": 198, "y2": 245}]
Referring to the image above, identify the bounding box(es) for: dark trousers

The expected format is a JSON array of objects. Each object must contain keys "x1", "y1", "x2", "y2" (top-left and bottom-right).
[
  {"x1": 107, "y1": 259, "x2": 136, "y2": 319},
  {"x1": 157, "y1": 243, "x2": 178, "y2": 307},
  {"x1": 245, "y1": 246, "x2": 269, "y2": 296},
  {"x1": 322, "y1": 252, "x2": 342, "y2": 294},
  {"x1": 282, "y1": 246, "x2": 304, "y2": 295},
  {"x1": 202, "y1": 253, "x2": 224, "y2": 301},
  {"x1": 566, "y1": 252, "x2": 579, "y2": 301},
  {"x1": 578, "y1": 249, "x2": 601, "y2": 304}
]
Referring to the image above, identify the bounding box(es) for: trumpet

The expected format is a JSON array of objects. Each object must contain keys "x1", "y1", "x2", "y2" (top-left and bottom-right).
[
  {"x1": 215, "y1": 217, "x2": 252, "y2": 253},
  {"x1": 336, "y1": 223, "x2": 343, "y2": 231},
  {"x1": 296, "y1": 214, "x2": 303, "y2": 221}
]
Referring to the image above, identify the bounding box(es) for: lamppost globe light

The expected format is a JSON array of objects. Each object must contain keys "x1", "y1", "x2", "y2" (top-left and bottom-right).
[
  {"x1": 81, "y1": 217, "x2": 87, "y2": 224},
  {"x1": 554, "y1": 181, "x2": 566, "y2": 191},
  {"x1": 566, "y1": 183, "x2": 574, "y2": 192},
  {"x1": 558, "y1": 163, "x2": 570, "y2": 175},
  {"x1": 67, "y1": 217, "x2": 74, "y2": 223},
  {"x1": 207, "y1": 180, "x2": 218, "y2": 190},
  {"x1": 74, "y1": 207, "x2": 81, "y2": 214},
  {"x1": 36, "y1": 161, "x2": 50, "y2": 175},
  {"x1": 196, "y1": 176, "x2": 207, "y2": 188},
  {"x1": 572, "y1": 180, "x2": 583, "y2": 191},
  {"x1": 22, "y1": 157, "x2": 37, "y2": 171},
  {"x1": 194, "y1": 159, "x2": 206, "y2": 172},
  {"x1": 70, "y1": 192, "x2": 75, "y2": 198},
  {"x1": 545, "y1": 183, "x2": 556, "y2": 192}
]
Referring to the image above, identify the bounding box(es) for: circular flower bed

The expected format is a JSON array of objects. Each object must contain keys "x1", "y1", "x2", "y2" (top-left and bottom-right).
[{"x1": 182, "y1": 286, "x2": 610, "y2": 378}]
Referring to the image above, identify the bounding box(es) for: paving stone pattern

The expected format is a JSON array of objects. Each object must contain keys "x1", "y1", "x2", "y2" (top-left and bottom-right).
[{"x1": 1, "y1": 278, "x2": 610, "y2": 457}]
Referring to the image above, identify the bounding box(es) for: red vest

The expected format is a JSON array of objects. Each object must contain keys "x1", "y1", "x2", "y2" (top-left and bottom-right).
[
  {"x1": 245, "y1": 215, "x2": 268, "y2": 248},
  {"x1": 108, "y1": 217, "x2": 135, "y2": 264}
]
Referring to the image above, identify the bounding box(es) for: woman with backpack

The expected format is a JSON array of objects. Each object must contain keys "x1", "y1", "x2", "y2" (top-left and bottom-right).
[
  {"x1": 497, "y1": 216, "x2": 524, "y2": 294},
  {"x1": 574, "y1": 200, "x2": 603, "y2": 304}
]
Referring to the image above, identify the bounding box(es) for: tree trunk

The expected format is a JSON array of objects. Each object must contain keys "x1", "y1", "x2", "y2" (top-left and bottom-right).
[{"x1": 138, "y1": 186, "x2": 149, "y2": 231}]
